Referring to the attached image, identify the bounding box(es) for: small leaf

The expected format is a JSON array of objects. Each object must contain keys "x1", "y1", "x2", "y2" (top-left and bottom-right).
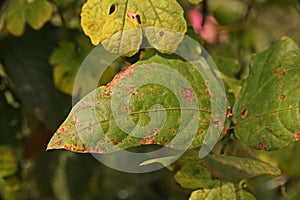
[
  {"x1": 202, "y1": 154, "x2": 281, "y2": 183},
  {"x1": 189, "y1": 182, "x2": 256, "y2": 200},
  {"x1": 0, "y1": 146, "x2": 18, "y2": 178},
  {"x1": 50, "y1": 41, "x2": 81, "y2": 95},
  {"x1": 189, "y1": 183, "x2": 236, "y2": 200},
  {"x1": 26, "y1": 0, "x2": 53, "y2": 30},
  {"x1": 81, "y1": 0, "x2": 187, "y2": 56},
  {"x1": 139, "y1": 156, "x2": 177, "y2": 167},
  {"x1": 175, "y1": 161, "x2": 220, "y2": 189},
  {"x1": 233, "y1": 37, "x2": 300, "y2": 150},
  {"x1": 5, "y1": 0, "x2": 26, "y2": 36},
  {"x1": 189, "y1": 0, "x2": 203, "y2": 4}
]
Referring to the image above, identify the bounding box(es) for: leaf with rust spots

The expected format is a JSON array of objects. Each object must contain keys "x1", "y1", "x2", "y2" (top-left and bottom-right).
[
  {"x1": 47, "y1": 54, "x2": 220, "y2": 153},
  {"x1": 233, "y1": 37, "x2": 300, "y2": 150},
  {"x1": 81, "y1": 0, "x2": 187, "y2": 56}
]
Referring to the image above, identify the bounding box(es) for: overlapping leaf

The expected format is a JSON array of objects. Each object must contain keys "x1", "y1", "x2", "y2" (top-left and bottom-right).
[
  {"x1": 47, "y1": 54, "x2": 214, "y2": 153},
  {"x1": 233, "y1": 37, "x2": 300, "y2": 150},
  {"x1": 81, "y1": 0, "x2": 187, "y2": 56}
]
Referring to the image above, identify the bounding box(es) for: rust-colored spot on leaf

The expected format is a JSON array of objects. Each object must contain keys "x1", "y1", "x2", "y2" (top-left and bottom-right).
[
  {"x1": 261, "y1": 135, "x2": 266, "y2": 140},
  {"x1": 295, "y1": 130, "x2": 300, "y2": 141},
  {"x1": 279, "y1": 72, "x2": 285, "y2": 77},
  {"x1": 222, "y1": 126, "x2": 229, "y2": 133},
  {"x1": 181, "y1": 88, "x2": 194, "y2": 104},
  {"x1": 226, "y1": 106, "x2": 232, "y2": 118},
  {"x1": 280, "y1": 95, "x2": 286, "y2": 100},
  {"x1": 274, "y1": 68, "x2": 280, "y2": 73},
  {"x1": 205, "y1": 89, "x2": 212, "y2": 98},
  {"x1": 57, "y1": 126, "x2": 68, "y2": 134},
  {"x1": 54, "y1": 140, "x2": 62, "y2": 146},
  {"x1": 129, "y1": 87, "x2": 138, "y2": 95},
  {"x1": 241, "y1": 109, "x2": 248, "y2": 119},
  {"x1": 107, "y1": 64, "x2": 136, "y2": 88},
  {"x1": 258, "y1": 143, "x2": 266, "y2": 150}
]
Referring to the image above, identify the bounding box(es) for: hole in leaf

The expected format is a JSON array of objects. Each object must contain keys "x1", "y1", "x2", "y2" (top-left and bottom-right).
[
  {"x1": 109, "y1": 4, "x2": 116, "y2": 15},
  {"x1": 136, "y1": 15, "x2": 141, "y2": 24}
]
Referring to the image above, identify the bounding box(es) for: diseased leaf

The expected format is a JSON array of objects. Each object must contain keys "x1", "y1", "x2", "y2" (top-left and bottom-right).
[
  {"x1": 202, "y1": 154, "x2": 281, "y2": 183},
  {"x1": 47, "y1": 53, "x2": 216, "y2": 153},
  {"x1": 81, "y1": 0, "x2": 187, "y2": 56},
  {"x1": 233, "y1": 37, "x2": 300, "y2": 150}
]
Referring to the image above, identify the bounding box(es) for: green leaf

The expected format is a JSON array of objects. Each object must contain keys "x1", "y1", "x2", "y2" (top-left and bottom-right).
[
  {"x1": 47, "y1": 53, "x2": 215, "y2": 153},
  {"x1": 50, "y1": 36, "x2": 126, "y2": 96},
  {"x1": 233, "y1": 37, "x2": 300, "y2": 150},
  {"x1": 0, "y1": 146, "x2": 20, "y2": 200},
  {"x1": 26, "y1": 0, "x2": 53, "y2": 30},
  {"x1": 0, "y1": 146, "x2": 17, "y2": 178},
  {"x1": 50, "y1": 41, "x2": 81, "y2": 95},
  {"x1": 189, "y1": 183, "x2": 235, "y2": 200},
  {"x1": 189, "y1": 182, "x2": 256, "y2": 200},
  {"x1": 81, "y1": 0, "x2": 187, "y2": 56},
  {"x1": 175, "y1": 161, "x2": 220, "y2": 189},
  {"x1": 6, "y1": 0, "x2": 26, "y2": 36},
  {"x1": 189, "y1": 0, "x2": 203, "y2": 4},
  {"x1": 202, "y1": 154, "x2": 281, "y2": 183},
  {"x1": 5, "y1": 0, "x2": 52, "y2": 36}
]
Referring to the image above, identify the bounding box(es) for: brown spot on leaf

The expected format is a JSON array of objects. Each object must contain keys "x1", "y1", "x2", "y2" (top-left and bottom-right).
[
  {"x1": 181, "y1": 88, "x2": 194, "y2": 104},
  {"x1": 279, "y1": 72, "x2": 285, "y2": 77},
  {"x1": 261, "y1": 135, "x2": 266, "y2": 140},
  {"x1": 54, "y1": 140, "x2": 62, "y2": 146},
  {"x1": 57, "y1": 126, "x2": 68, "y2": 134},
  {"x1": 204, "y1": 80, "x2": 210, "y2": 86},
  {"x1": 71, "y1": 117, "x2": 80, "y2": 125},
  {"x1": 159, "y1": 31, "x2": 165, "y2": 37},
  {"x1": 258, "y1": 143, "x2": 266, "y2": 150},
  {"x1": 295, "y1": 130, "x2": 300, "y2": 141},
  {"x1": 129, "y1": 87, "x2": 138, "y2": 95},
  {"x1": 280, "y1": 95, "x2": 286, "y2": 100},
  {"x1": 222, "y1": 126, "x2": 229, "y2": 133},
  {"x1": 274, "y1": 68, "x2": 280, "y2": 73},
  {"x1": 205, "y1": 89, "x2": 212, "y2": 98},
  {"x1": 241, "y1": 109, "x2": 248, "y2": 119},
  {"x1": 226, "y1": 106, "x2": 232, "y2": 118}
]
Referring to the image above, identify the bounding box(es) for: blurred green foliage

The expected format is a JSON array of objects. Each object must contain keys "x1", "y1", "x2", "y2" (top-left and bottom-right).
[{"x1": 0, "y1": 0, "x2": 300, "y2": 199}]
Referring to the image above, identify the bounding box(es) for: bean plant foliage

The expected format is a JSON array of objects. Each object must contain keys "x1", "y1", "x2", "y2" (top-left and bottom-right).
[{"x1": 0, "y1": 0, "x2": 300, "y2": 199}]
